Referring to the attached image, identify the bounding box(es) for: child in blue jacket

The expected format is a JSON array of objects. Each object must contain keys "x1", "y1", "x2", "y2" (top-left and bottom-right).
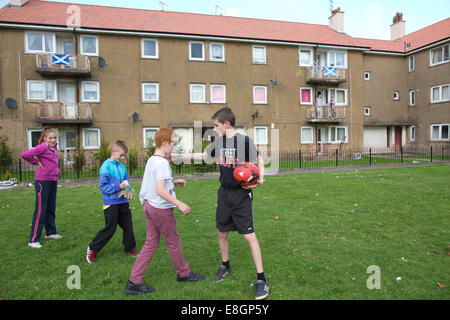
[{"x1": 86, "y1": 140, "x2": 137, "y2": 263}]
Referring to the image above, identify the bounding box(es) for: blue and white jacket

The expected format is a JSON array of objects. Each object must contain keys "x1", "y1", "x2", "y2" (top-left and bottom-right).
[{"x1": 99, "y1": 158, "x2": 129, "y2": 205}]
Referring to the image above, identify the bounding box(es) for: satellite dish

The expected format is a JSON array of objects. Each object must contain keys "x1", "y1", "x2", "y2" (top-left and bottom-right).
[
  {"x1": 98, "y1": 56, "x2": 106, "y2": 68},
  {"x1": 5, "y1": 98, "x2": 17, "y2": 109},
  {"x1": 132, "y1": 112, "x2": 140, "y2": 123},
  {"x1": 252, "y1": 109, "x2": 259, "y2": 119}
]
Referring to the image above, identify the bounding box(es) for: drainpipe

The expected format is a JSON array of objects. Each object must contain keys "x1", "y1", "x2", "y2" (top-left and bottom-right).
[{"x1": 18, "y1": 51, "x2": 25, "y2": 152}]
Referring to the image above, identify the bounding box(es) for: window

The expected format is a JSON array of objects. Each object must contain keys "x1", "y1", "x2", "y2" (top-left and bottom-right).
[
  {"x1": 301, "y1": 127, "x2": 313, "y2": 144},
  {"x1": 252, "y1": 46, "x2": 266, "y2": 64},
  {"x1": 210, "y1": 85, "x2": 226, "y2": 103},
  {"x1": 364, "y1": 72, "x2": 371, "y2": 81},
  {"x1": 210, "y1": 43, "x2": 225, "y2": 62},
  {"x1": 328, "y1": 51, "x2": 347, "y2": 68},
  {"x1": 300, "y1": 87, "x2": 313, "y2": 105},
  {"x1": 142, "y1": 83, "x2": 159, "y2": 103},
  {"x1": 81, "y1": 81, "x2": 100, "y2": 102},
  {"x1": 254, "y1": 126, "x2": 268, "y2": 145},
  {"x1": 410, "y1": 126, "x2": 415, "y2": 141},
  {"x1": 27, "y1": 129, "x2": 43, "y2": 149},
  {"x1": 409, "y1": 90, "x2": 415, "y2": 106},
  {"x1": 190, "y1": 84, "x2": 206, "y2": 103},
  {"x1": 25, "y1": 32, "x2": 55, "y2": 53},
  {"x1": 409, "y1": 56, "x2": 415, "y2": 72},
  {"x1": 27, "y1": 80, "x2": 57, "y2": 101},
  {"x1": 299, "y1": 48, "x2": 313, "y2": 67},
  {"x1": 253, "y1": 86, "x2": 267, "y2": 104},
  {"x1": 189, "y1": 42, "x2": 204, "y2": 61},
  {"x1": 430, "y1": 44, "x2": 449, "y2": 66},
  {"x1": 141, "y1": 39, "x2": 158, "y2": 59},
  {"x1": 430, "y1": 84, "x2": 450, "y2": 103},
  {"x1": 82, "y1": 128, "x2": 101, "y2": 149},
  {"x1": 328, "y1": 88, "x2": 347, "y2": 106},
  {"x1": 328, "y1": 126, "x2": 348, "y2": 143},
  {"x1": 143, "y1": 127, "x2": 159, "y2": 148},
  {"x1": 393, "y1": 91, "x2": 399, "y2": 101},
  {"x1": 364, "y1": 107, "x2": 371, "y2": 116},
  {"x1": 430, "y1": 124, "x2": 449, "y2": 141},
  {"x1": 80, "y1": 35, "x2": 98, "y2": 56}
]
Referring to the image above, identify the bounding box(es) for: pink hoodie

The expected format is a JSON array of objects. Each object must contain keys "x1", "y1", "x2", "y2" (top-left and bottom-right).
[{"x1": 21, "y1": 142, "x2": 61, "y2": 181}]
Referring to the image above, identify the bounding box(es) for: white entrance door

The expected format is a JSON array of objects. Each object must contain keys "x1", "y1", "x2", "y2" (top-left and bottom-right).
[
  {"x1": 58, "y1": 129, "x2": 77, "y2": 164},
  {"x1": 59, "y1": 83, "x2": 77, "y2": 119}
]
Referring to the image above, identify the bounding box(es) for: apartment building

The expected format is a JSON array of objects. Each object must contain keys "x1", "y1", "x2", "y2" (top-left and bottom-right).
[{"x1": 0, "y1": 0, "x2": 448, "y2": 160}]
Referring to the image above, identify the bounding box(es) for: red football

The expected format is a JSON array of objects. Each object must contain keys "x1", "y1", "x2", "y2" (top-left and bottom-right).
[{"x1": 233, "y1": 162, "x2": 259, "y2": 187}]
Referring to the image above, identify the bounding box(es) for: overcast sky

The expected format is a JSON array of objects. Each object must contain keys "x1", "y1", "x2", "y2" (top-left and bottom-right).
[{"x1": 1, "y1": 0, "x2": 449, "y2": 40}]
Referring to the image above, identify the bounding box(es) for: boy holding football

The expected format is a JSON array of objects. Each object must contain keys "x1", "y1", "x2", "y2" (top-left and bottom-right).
[{"x1": 176, "y1": 107, "x2": 268, "y2": 300}]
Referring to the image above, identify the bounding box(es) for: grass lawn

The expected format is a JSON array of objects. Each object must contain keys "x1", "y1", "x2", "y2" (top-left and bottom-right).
[{"x1": 0, "y1": 165, "x2": 449, "y2": 300}]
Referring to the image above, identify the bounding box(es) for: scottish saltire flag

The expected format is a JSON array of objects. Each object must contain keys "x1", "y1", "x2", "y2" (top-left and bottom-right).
[
  {"x1": 51, "y1": 54, "x2": 70, "y2": 65},
  {"x1": 324, "y1": 66, "x2": 336, "y2": 77}
]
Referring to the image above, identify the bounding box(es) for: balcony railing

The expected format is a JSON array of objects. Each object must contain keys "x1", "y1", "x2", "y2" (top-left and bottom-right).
[
  {"x1": 37, "y1": 103, "x2": 92, "y2": 123},
  {"x1": 35, "y1": 54, "x2": 91, "y2": 76},
  {"x1": 305, "y1": 66, "x2": 346, "y2": 84},
  {"x1": 306, "y1": 106, "x2": 346, "y2": 122}
]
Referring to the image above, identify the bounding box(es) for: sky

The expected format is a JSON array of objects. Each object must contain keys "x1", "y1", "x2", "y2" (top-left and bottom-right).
[{"x1": 1, "y1": 0, "x2": 449, "y2": 40}]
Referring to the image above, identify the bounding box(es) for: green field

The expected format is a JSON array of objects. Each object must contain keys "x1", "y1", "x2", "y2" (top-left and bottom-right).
[{"x1": 0, "y1": 165, "x2": 449, "y2": 300}]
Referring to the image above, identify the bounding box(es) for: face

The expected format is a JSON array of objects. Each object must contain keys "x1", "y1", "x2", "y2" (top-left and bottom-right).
[
  {"x1": 213, "y1": 119, "x2": 230, "y2": 137},
  {"x1": 44, "y1": 131, "x2": 58, "y2": 146},
  {"x1": 161, "y1": 134, "x2": 178, "y2": 155},
  {"x1": 111, "y1": 147, "x2": 126, "y2": 162}
]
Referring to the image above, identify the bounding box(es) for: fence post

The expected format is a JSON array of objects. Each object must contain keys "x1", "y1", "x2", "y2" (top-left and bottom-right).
[
  {"x1": 299, "y1": 150, "x2": 302, "y2": 169},
  {"x1": 335, "y1": 148, "x2": 338, "y2": 167},
  {"x1": 442, "y1": 146, "x2": 444, "y2": 161},
  {"x1": 369, "y1": 148, "x2": 372, "y2": 166},
  {"x1": 400, "y1": 146, "x2": 403, "y2": 163},
  {"x1": 76, "y1": 157, "x2": 80, "y2": 179},
  {"x1": 430, "y1": 146, "x2": 433, "y2": 163},
  {"x1": 19, "y1": 159, "x2": 22, "y2": 182}
]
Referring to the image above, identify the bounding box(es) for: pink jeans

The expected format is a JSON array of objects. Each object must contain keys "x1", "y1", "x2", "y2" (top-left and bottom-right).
[{"x1": 129, "y1": 201, "x2": 190, "y2": 284}]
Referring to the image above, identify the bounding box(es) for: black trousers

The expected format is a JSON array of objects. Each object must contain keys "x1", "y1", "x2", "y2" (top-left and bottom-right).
[{"x1": 89, "y1": 203, "x2": 136, "y2": 253}]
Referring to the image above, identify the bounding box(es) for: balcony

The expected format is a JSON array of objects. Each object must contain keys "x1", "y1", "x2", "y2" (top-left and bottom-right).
[
  {"x1": 306, "y1": 106, "x2": 346, "y2": 122},
  {"x1": 35, "y1": 54, "x2": 91, "y2": 76},
  {"x1": 37, "y1": 103, "x2": 92, "y2": 124},
  {"x1": 305, "y1": 67, "x2": 346, "y2": 84}
]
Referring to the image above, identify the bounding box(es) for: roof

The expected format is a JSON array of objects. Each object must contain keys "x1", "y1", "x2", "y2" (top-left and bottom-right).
[{"x1": 0, "y1": 0, "x2": 448, "y2": 53}]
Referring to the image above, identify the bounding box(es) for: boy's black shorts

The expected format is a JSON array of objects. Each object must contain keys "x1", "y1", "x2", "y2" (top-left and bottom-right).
[{"x1": 216, "y1": 186, "x2": 254, "y2": 235}]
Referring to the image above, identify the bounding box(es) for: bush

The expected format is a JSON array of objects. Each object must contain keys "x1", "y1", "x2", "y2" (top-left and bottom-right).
[
  {"x1": 126, "y1": 145, "x2": 139, "y2": 175},
  {"x1": 145, "y1": 137, "x2": 156, "y2": 161},
  {"x1": 0, "y1": 136, "x2": 13, "y2": 175},
  {"x1": 73, "y1": 138, "x2": 86, "y2": 172},
  {"x1": 93, "y1": 135, "x2": 111, "y2": 167}
]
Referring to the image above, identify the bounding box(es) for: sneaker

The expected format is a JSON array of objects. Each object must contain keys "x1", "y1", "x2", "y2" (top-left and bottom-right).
[
  {"x1": 177, "y1": 271, "x2": 205, "y2": 282},
  {"x1": 45, "y1": 234, "x2": 62, "y2": 239},
  {"x1": 255, "y1": 280, "x2": 269, "y2": 300},
  {"x1": 86, "y1": 246, "x2": 97, "y2": 263},
  {"x1": 126, "y1": 250, "x2": 138, "y2": 257},
  {"x1": 213, "y1": 265, "x2": 231, "y2": 282},
  {"x1": 124, "y1": 280, "x2": 155, "y2": 295},
  {"x1": 28, "y1": 242, "x2": 42, "y2": 248}
]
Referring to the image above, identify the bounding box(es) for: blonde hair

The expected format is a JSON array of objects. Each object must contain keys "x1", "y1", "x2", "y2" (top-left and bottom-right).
[
  {"x1": 38, "y1": 127, "x2": 57, "y2": 144},
  {"x1": 112, "y1": 140, "x2": 128, "y2": 153}
]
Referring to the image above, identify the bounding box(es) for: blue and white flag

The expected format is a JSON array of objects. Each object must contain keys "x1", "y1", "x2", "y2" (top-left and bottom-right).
[
  {"x1": 324, "y1": 66, "x2": 336, "y2": 77},
  {"x1": 51, "y1": 54, "x2": 70, "y2": 66}
]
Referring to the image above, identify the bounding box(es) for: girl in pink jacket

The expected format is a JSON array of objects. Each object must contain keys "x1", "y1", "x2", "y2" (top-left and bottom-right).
[{"x1": 21, "y1": 127, "x2": 62, "y2": 248}]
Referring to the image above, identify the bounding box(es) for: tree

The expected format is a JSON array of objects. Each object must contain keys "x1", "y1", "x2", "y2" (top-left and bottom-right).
[
  {"x1": 0, "y1": 136, "x2": 13, "y2": 176},
  {"x1": 93, "y1": 135, "x2": 111, "y2": 166}
]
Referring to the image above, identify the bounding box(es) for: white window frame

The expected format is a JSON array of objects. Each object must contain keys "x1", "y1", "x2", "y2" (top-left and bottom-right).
[
  {"x1": 82, "y1": 128, "x2": 101, "y2": 150},
  {"x1": 254, "y1": 126, "x2": 268, "y2": 145},
  {"x1": 25, "y1": 32, "x2": 56, "y2": 53},
  {"x1": 327, "y1": 50, "x2": 347, "y2": 69},
  {"x1": 328, "y1": 126, "x2": 348, "y2": 144},
  {"x1": 142, "y1": 83, "x2": 160, "y2": 103},
  {"x1": 141, "y1": 39, "x2": 159, "y2": 59},
  {"x1": 190, "y1": 84, "x2": 206, "y2": 103},
  {"x1": 81, "y1": 81, "x2": 100, "y2": 103},
  {"x1": 430, "y1": 124, "x2": 450, "y2": 141},
  {"x1": 80, "y1": 35, "x2": 99, "y2": 56},
  {"x1": 364, "y1": 107, "x2": 371, "y2": 116},
  {"x1": 189, "y1": 41, "x2": 205, "y2": 61},
  {"x1": 393, "y1": 91, "x2": 400, "y2": 101},
  {"x1": 328, "y1": 88, "x2": 348, "y2": 106},
  {"x1": 409, "y1": 90, "x2": 416, "y2": 106},
  {"x1": 143, "y1": 127, "x2": 159, "y2": 148},
  {"x1": 300, "y1": 87, "x2": 313, "y2": 105},
  {"x1": 430, "y1": 84, "x2": 450, "y2": 103},
  {"x1": 210, "y1": 84, "x2": 226, "y2": 104},
  {"x1": 252, "y1": 45, "x2": 266, "y2": 64},
  {"x1": 300, "y1": 126, "x2": 314, "y2": 144},
  {"x1": 409, "y1": 126, "x2": 416, "y2": 142},
  {"x1": 27, "y1": 129, "x2": 43, "y2": 149},
  {"x1": 26, "y1": 80, "x2": 57, "y2": 102},
  {"x1": 253, "y1": 85, "x2": 267, "y2": 104},
  {"x1": 409, "y1": 55, "x2": 415, "y2": 72},
  {"x1": 364, "y1": 72, "x2": 371, "y2": 81},
  {"x1": 299, "y1": 47, "x2": 313, "y2": 67},
  {"x1": 430, "y1": 44, "x2": 449, "y2": 67},
  {"x1": 210, "y1": 43, "x2": 225, "y2": 62}
]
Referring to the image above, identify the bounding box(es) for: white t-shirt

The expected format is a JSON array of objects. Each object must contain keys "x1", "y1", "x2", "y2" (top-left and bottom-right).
[{"x1": 139, "y1": 155, "x2": 176, "y2": 209}]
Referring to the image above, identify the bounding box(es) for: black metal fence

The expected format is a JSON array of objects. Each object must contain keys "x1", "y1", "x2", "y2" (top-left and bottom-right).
[{"x1": 3, "y1": 146, "x2": 449, "y2": 183}]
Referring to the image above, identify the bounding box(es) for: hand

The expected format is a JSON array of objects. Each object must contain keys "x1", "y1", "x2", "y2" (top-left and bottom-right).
[
  {"x1": 36, "y1": 162, "x2": 44, "y2": 170},
  {"x1": 243, "y1": 178, "x2": 264, "y2": 189},
  {"x1": 174, "y1": 179, "x2": 187, "y2": 187},
  {"x1": 119, "y1": 182, "x2": 126, "y2": 190},
  {"x1": 177, "y1": 201, "x2": 191, "y2": 216}
]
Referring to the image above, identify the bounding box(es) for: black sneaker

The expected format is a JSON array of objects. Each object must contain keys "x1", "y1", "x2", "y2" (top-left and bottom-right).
[
  {"x1": 213, "y1": 265, "x2": 231, "y2": 282},
  {"x1": 255, "y1": 280, "x2": 269, "y2": 300},
  {"x1": 177, "y1": 271, "x2": 205, "y2": 282},
  {"x1": 124, "y1": 280, "x2": 155, "y2": 294}
]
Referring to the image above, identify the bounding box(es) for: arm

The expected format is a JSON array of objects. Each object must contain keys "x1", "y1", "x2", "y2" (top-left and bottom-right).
[
  {"x1": 171, "y1": 152, "x2": 208, "y2": 162},
  {"x1": 243, "y1": 154, "x2": 264, "y2": 189},
  {"x1": 156, "y1": 180, "x2": 191, "y2": 215},
  {"x1": 99, "y1": 173, "x2": 125, "y2": 195},
  {"x1": 21, "y1": 144, "x2": 45, "y2": 166}
]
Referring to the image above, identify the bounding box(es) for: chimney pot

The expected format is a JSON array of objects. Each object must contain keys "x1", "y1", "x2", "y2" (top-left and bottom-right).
[
  {"x1": 329, "y1": 7, "x2": 344, "y2": 33},
  {"x1": 10, "y1": 0, "x2": 29, "y2": 7}
]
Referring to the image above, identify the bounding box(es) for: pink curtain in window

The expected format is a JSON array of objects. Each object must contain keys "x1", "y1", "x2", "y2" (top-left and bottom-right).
[
  {"x1": 212, "y1": 87, "x2": 224, "y2": 101},
  {"x1": 255, "y1": 88, "x2": 265, "y2": 102},
  {"x1": 301, "y1": 89, "x2": 311, "y2": 103}
]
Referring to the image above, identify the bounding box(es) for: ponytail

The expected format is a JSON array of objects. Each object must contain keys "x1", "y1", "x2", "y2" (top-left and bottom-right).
[{"x1": 38, "y1": 127, "x2": 57, "y2": 144}]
